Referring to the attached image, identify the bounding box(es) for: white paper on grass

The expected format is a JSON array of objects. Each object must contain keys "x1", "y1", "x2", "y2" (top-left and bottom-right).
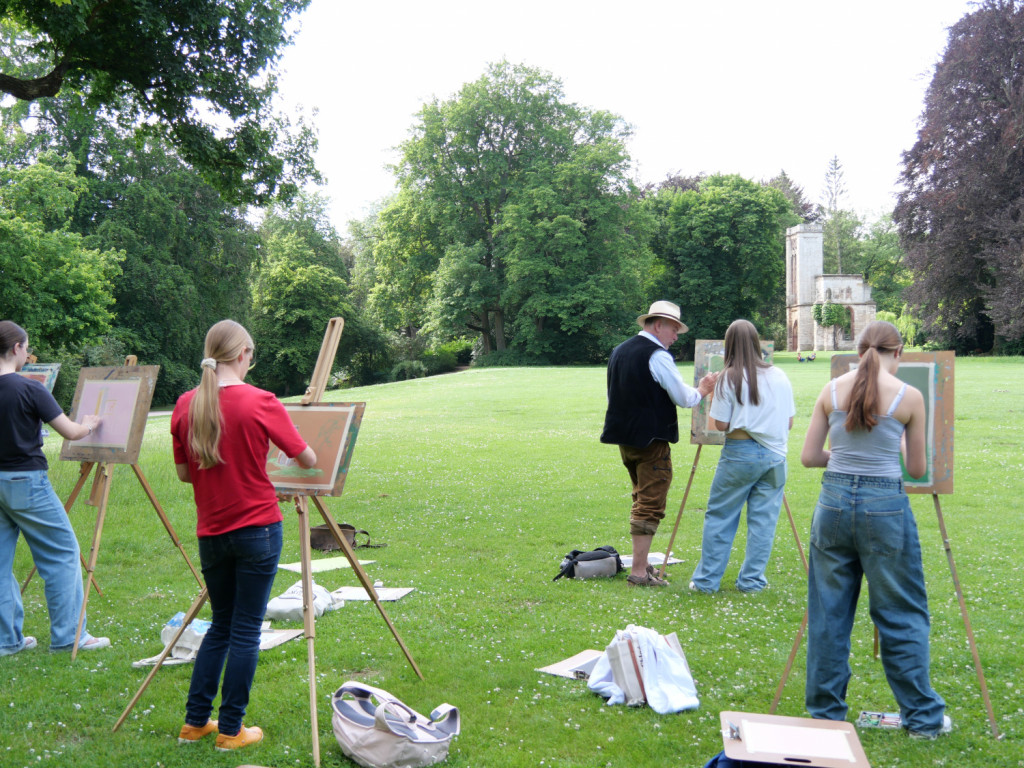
[{"x1": 742, "y1": 720, "x2": 856, "y2": 762}]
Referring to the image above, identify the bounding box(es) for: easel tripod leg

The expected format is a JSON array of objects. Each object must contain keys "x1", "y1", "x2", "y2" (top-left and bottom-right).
[
  {"x1": 771, "y1": 609, "x2": 808, "y2": 713},
  {"x1": 295, "y1": 497, "x2": 322, "y2": 767},
  {"x1": 112, "y1": 587, "x2": 209, "y2": 732},
  {"x1": 72, "y1": 463, "x2": 113, "y2": 661},
  {"x1": 130, "y1": 464, "x2": 203, "y2": 587},
  {"x1": 932, "y1": 494, "x2": 1001, "y2": 739},
  {"x1": 657, "y1": 444, "x2": 701, "y2": 581},
  {"x1": 310, "y1": 497, "x2": 423, "y2": 679}
]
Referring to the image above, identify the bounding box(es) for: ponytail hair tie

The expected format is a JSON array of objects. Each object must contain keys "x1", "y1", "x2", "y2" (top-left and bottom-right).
[{"x1": 200, "y1": 357, "x2": 218, "y2": 371}]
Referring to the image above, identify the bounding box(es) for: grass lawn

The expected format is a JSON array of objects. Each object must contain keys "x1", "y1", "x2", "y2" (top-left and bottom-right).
[{"x1": 5, "y1": 355, "x2": 1022, "y2": 767}]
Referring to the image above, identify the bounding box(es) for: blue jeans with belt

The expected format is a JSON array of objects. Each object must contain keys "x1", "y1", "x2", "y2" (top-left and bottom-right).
[
  {"x1": 806, "y1": 472, "x2": 945, "y2": 734},
  {"x1": 690, "y1": 439, "x2": 786, "y2": 593},
  {"x1": 185, "y1": 522, "x2": 282, "y2": 736},
  {"x1": 0, "y1": 470, "x2": 88, "y2": 654}
]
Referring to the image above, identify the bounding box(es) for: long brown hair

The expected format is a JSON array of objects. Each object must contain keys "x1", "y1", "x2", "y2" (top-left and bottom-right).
[
  {"x1": 187, "y1": 320, "x2": 253, "y2": 469},
  {"x1": 717, "y1": 319, "x2": 770, "y2": 405},
  {"x1": 845, "y1": 320, "x2": 903, "y2": 432}
]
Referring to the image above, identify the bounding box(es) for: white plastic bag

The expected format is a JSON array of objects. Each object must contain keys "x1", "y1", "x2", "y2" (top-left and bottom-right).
[
  {"x1": 265, "y1": 579, "x2": 341, "y2": 622},
  {"x1": 160, "y1": 612, "x2": 211, "y2": 661},
  {"x1": 587, "y1": 625, "x2": 699, "y2": 714},
  {"x1": 331, "y1": 682, "x2": 459, "y2": 768}
]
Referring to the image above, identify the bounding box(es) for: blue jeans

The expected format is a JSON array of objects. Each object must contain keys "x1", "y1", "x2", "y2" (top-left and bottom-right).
[
  {"x1": 185, "y1": 522, "x2": 282, "y2": 736},
  {"x1": 805, "y1": 472, "x2": 945, "y2": 734},
  {"x1": 690, "y1": 439, "x2": 786, "y2": 593},
  {"x1": 0, "y1": 470, "x2": 88, "y2": 654}
]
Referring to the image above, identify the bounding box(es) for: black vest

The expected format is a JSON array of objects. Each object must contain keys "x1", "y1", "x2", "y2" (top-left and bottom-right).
[{"x1": 600, "y1": 334, "x2": 679, "y2": 448}]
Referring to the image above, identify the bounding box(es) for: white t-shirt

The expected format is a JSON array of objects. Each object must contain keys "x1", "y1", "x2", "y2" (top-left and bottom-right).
[{"x1": 709, "y1": 366, "x2": 795, "y2": 457}]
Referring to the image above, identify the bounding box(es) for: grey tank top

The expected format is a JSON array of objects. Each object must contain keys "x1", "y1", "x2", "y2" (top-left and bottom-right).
[{"x1": 826, "y1": 380, "x2": 908, "y2": 478}]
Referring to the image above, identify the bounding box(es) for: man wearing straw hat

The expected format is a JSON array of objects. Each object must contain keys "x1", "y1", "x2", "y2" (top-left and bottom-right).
[{"x1": 601, "y1": 301, "x2": 716, "y2": 587}]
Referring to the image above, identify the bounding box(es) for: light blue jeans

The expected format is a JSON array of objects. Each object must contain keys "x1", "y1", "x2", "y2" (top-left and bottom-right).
[
  {"x1": 690, "y1": 439, "x2": 786, "y2": 593},
  {"x1": 0, "y1": 470, "x2": 88, "y2": 654},
  {"x1": 806, "y1": 472, "x2": 946, "y2": 734}
]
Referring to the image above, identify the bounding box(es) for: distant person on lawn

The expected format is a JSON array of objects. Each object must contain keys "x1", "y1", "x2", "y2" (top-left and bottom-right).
[
  {"x1": 601, "y1": 302, "x2": 717, "y2": 587},
  {"x1": 172, "y1": 320, "x2": 316, "y2": 751}
]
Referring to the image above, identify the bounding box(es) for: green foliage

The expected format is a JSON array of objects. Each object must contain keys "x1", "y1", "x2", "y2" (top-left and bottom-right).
[
  {"x1": 250, "y1": 232, "x2": 352, "y2": 396},
  {"x1": 469, "y1": 349, "x2": 551, "y2": 367},
  {"x1": 420, "y1": 347, "x2": 457, "y2": 376},
  {"x1": 0, "y1": 154, "x2": 122, "y2": 352},
  {"x1": 394, "y1": 61, "x2": 647, "y2": 359},
  {"x1": 389, "y1": 359, "x2": 428, "y2": 381},
  {"x1": 653, "y1": 174, "x2": 799, "y2": 343},
  {"x1": 0, "y1": 0, "x2": 318, "y2": 204},
  {"x1": 80, "y1": 138, "x2": 259, "y2": 404},
  {"x1": 812, "y1": 301, "x2": 850, "y2": 331},
  {"x1": 896, "y1": 304, "x2": 922, "y2": 348},
  {"x1": 435, "y1": 338, "x2": 473, "y2": 366}
]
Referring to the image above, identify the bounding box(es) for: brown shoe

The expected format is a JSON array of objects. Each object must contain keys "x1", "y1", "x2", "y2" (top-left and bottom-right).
[
  {"x1": 646, "y1": 564, "x2": 669, "y2": 582},
  {"x1": 178, "y1": 720, "x2": 218, "y2": 744},
  {"x1": 627, "y1": 572, "x2": 668, "y2": 587},
  {"x1": 215, "y1": 725, "x2": 264, "y2": 751}
]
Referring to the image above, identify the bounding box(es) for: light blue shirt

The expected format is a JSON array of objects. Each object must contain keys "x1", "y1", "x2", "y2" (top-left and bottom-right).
[{"x1": 639, "y1": 331, "x2": 702, "y2": 409}]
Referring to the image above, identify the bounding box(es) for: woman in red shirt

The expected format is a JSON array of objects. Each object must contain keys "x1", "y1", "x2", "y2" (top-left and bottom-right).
[{"x1": 171, "y1": 320, "x2": 315, "y2": 751}]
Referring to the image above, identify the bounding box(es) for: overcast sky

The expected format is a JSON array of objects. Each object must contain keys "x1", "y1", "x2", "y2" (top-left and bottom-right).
[{"x1": 276, "y1": 0, "x2": 978, "y2": 230}]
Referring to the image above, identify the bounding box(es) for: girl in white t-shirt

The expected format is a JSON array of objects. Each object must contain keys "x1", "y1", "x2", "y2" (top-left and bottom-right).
[{"x1": 689, "y1": 320, "x2": 795, "y2": 594}]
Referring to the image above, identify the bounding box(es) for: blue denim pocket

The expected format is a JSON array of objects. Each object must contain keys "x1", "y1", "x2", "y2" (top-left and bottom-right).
[
  {"x1": 863, "y1": 495, "x2": 908, "y2": 556},
  {"x1": 1, "y1": 475, "x2": 33, "y2": 512},
  {"x1": 810, "y1": 500, "x2": 844, "y2": 548}
]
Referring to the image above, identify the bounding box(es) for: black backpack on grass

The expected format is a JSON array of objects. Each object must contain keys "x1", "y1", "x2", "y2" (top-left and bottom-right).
[{"x1": 553, "y1": 546, "x2": 623, "y2": 581}]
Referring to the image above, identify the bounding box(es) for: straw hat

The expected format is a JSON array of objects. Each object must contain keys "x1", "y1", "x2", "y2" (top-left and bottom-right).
[{"x1": 637, "y1": 301, "x2": 688, "y2": 333}]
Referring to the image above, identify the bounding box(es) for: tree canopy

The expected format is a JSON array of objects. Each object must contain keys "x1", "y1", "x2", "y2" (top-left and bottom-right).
[
  {"x1": 648, "y1": 174, "x2": 798, "y2": 344},
  {"x1": 894, "y1": 0, "x2": 1024, "y2": 351},
  {"x1": 0, "y1": 0, "x2": 317, "y2": 204},
  {"x1": 392, "y1": 61, "x2": 649, "y2": 361}
]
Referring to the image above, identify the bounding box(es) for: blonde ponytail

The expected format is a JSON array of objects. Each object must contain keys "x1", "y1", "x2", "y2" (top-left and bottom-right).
[{"x1": 187, "y1": 320, "x2": 252, "y2": 469}]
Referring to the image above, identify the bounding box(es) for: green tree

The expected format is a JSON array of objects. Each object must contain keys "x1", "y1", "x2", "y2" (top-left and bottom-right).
[
  {"x1": 655, "y1": 174, "x2": 798, "y2": 344},
  {"x1": 83, "y1": 137, "x2": 259, "y2": 403},
  {"x1": 856, "y1": 214, "x2": 911, "y2": 315},
  {"x1": 817, "y1": 156, "x2": 862, "y2": 274},
  {"x1": 250, "y1": 232, "x2": 352, "y2": 395},
  {"x1": 0, "y1": 1, "x2": 317, "y2": 204},
  {"x1": 0, "y1": 153, "x2": 122, "y2": 350},
  {"x1": 394, "y1": 61, "x2": 645, "y2": 359}
]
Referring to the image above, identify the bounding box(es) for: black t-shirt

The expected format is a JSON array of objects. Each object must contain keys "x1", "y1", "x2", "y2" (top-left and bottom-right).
[{"x1": 0, "y1": 373, "x2": 63, "y2": 471}]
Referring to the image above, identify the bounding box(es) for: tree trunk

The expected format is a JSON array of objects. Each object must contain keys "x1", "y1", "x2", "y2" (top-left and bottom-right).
[{"x1": 493, "y1": 309, "x2": 506, "y2": 351}]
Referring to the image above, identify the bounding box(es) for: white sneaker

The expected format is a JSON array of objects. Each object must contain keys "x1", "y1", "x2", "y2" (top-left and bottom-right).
[
  {"x1": 78, "y1": 635, "x2": 111, "y2": 651},
  {"x1": 909, "y1": 714, "x2": 952, "y2": 739}
]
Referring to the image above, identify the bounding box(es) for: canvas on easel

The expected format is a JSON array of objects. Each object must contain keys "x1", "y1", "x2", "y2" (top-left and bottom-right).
[
  {"x1": 60, "y1": 365, "x2": 159, "y2": 465},
  {"x1": 267, "y1": 402, "x2": 365, "y2": 496},
  {"x1": 691, "y1": 339, "x2": 774, "y2": 445},
  {"x1": 17, "y1": 362, "x2": 61, "y2": 392}
]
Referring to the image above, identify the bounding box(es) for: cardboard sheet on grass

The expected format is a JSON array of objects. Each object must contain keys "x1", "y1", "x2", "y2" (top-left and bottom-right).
[
  {"x1": 278, "y1": 554, "x2": 376, "y2": 573},
  {"x1": 620, "y1": 551, "x2": 682, "y2": 569}
]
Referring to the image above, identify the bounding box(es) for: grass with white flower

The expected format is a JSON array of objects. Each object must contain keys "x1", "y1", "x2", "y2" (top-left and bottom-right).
[{"x1": 5, "y1": 355, "x2": 1023, "y2": 767}]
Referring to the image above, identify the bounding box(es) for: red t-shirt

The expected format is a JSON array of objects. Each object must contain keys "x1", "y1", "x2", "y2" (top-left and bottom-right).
[{"x1": 171, "y1": 384, "x2": 309, "y2": 537}]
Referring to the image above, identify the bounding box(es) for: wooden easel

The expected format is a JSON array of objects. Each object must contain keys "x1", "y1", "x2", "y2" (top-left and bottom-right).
[
  {"x1": 114, "y1": 319, "x2": 422, "y2": 768},
  {"x1": 25, "y1": 356, "x2": 202, "y2": 660}
]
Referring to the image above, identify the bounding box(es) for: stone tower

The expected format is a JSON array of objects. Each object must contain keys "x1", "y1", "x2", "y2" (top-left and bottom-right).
[{"x1": 785, "y1": 223, "x2": 876, "y2": 352}]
